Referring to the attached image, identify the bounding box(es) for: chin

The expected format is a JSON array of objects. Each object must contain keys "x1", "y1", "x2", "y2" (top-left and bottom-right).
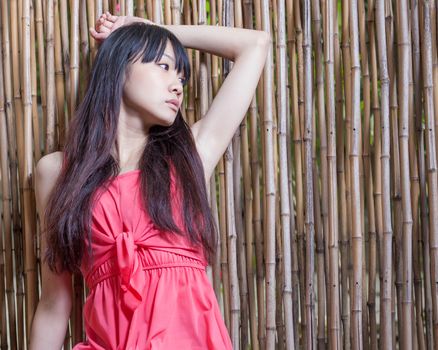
[
  {"x1": 156, "y1": 116, "x2": 177, "y2": 127},
  {"x1": 143, "y1": 112, "x2": 177, "y2": 128}
]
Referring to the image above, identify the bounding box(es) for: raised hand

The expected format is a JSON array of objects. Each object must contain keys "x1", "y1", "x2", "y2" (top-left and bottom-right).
[{"x1": 89, "y1": 12, "x2": 155, "y2": 43}]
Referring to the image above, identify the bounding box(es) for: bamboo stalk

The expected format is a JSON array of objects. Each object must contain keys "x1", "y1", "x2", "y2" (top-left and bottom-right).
[
  {"x1": 366, "y1": 2, "x2": 380, "y2": 349},
  {"x1": 69, "y1": 0, "x2": 80, "y2": 144},
  {"x1": 0, "y1": 13, "x2": 17, "y2": 349},
  {"x1": 312, "y1": 136, "x2": 326, "y2": 350},
  {"x1": 170, "y1": 0, "x2": 180, "y2": 24},
  {"x1": 0, "y1": 2, "x2": 22, "y2": 348},
  {"x1": 206, "y1": 0, "x2": 222, "y2": 304},
  {"x1": 323, "y1": 0, "x2": 341, "y2": 348},
  {"x1": 55, "y1": 0, "x2": 67, "y2": 146},
  {"x1": 217, "y1": 20, "x2": 240, "y2": 340},
  {"x1": 164, "y1": 0, "x2": 171, "y2": 24},
  {"x1": 260, "y1": 0, "x2": 277, "y2": 348},
  {"x1": 375, "y1": 0, "x2": 394, "y2": 347},
  {"x1": 285, "y1": 0, "x2": 300, "y2": 347},
  {"x1": 136, "y1": 0, "x2": 146, "y2": 18},
  {"x1": 396, "y1": 0, "x2": 414, "y2": 348},
  {"x1": 340, "y1": 2, "x2": 353, "y2": 346},
  {"x1": 22, "y1": 0, "x2": 38, "y2": 342},
  {"x1": 407, "y1": 15, "x2": 425, "y2": 348},
  {"x1": 153, "y1": 0, "x2": 161, "y2": 24},
  {"x1": 213, "y1": 16, "x2": 230, "y2": 343},
  {"x1": 79, "y1": 0, "x2": 90, "y2": 101},
  {"x1": 311, "y1": 1, "x2": 327, "y2": 347},
  {"x1": 421, "y1": 0, "x2": 438, "y2": 346},
  {"x1": 30, "y1": 0, "x2": 41, "y2": 162},
  {"x1": 0, "y1": 109, "x2": 8, "y2": 348},
  {"x1": 357, "y1": 2, "x2": 371, "y2": 346},
  {"x1": 146, "y1": 0, "x2": 153, "y2": 20},
  {"x1": 413, "y1": 2, "x2": 434, "y2": 347},
  {"x1": 10, "y1": 0, "x2": 25, "y2": 187},
  {"x1": 218, "y1": 155, "x2": 231, "y2": 332},
  {"x1": 60, "y1": 0, "x2": 71, "y2": 124},
  {"x1": 35, "y1": 0, "x2": 47, "y2": 133},
  {"x1": 271, "y1": 2, "x2": 286, "y2": 348},
  {"x1": 277, "y1": 0, "x2": 294, "y2": 347},
  {"x1": 384, "y1": 2, "x2": 403, "y2": 344},
  {"x1": 46, "y1": 0, "x2": 56, "y2": 151},
  {"x1": 348, "y1": 0, "x2": 363, "y2": 348},
  {"x1": 333, "y1": 0, "x2": 350, "y2": 346},
  {"x1": 225, "y1": 128, "x2": 241, "y2": 349},
  {"x1": 126, "y1": 0, "x2": 134, "y2": 16},
  {"x1": 433, "y1": 0, "x2": 438, "y2": 172},
  {"x1": 250, "y1": 2, "x2": 266, "y2": 345},
  {"x1": 410, "y1": 1, "x2": 430, "y2": 348},
  {"x1": 241, "y1": 2, "x2": 260, "y2": 348},
  {"x1": 288, "y1": 0, "x2": 305, "y2": 347},
  {"x1": 292, "y1": 1, "x2": 308, "y2": 343},
  {"x1": 87, "y1": 1, "x2": 96, "y2": 59},
  {"x1": 230, "y1": 1, "x2": 250, "y2": 347},
  {"x1": 207, "y1": 0, "x2": 222, "y2": 310},
  {"x1": 2, "y1": 0, "x2": 25, "y2": 346},
  {"x1": 302, "y1": 0, "x2": 316, "y2": 348},
  {"x1": 221, "y1": 3, "x2": 240, "y2": 346}
]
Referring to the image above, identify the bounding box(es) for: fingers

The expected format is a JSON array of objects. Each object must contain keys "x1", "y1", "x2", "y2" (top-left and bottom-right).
[
  {"x1": 97, "y1": 15, "x2": 114, "y2": 29},
  {"x1": 93, "y1": 17, "x2": 112, "y2": 38},
  {"x1": 89, "y1": 12, "x2": 119, "y2": 43},
  {"x1": 104, "y1": 11, "x2": 118, "y2": 23},
  {"x1": 89, "y1": 27, "x2": 107, "y2": 41}
]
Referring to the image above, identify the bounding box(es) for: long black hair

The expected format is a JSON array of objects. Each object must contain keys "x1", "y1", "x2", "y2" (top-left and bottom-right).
[{"x1": 44, "y1": 22, "x2": 217, "y2": 273}]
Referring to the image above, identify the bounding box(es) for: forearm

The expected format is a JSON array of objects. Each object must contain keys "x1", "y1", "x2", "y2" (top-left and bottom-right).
[
  {"x1": 29, "y1": 303, "x2": 70, "y2": 350},
  {"x1": 140, "y1": 20, "x2": 269, "y2": 61}
]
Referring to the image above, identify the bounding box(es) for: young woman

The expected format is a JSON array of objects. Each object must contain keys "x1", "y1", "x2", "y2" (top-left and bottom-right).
[{"x1": 29, "y1": 11, "x2": 269, "y2": 350}]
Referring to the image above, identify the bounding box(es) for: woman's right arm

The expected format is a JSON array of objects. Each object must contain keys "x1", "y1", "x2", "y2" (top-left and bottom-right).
[{"x1": 29, "y1": 152, "x2": 72, "y2": 350}]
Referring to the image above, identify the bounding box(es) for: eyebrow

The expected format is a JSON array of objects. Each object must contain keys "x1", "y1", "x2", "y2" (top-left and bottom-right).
[{"x1": 162, "y1": 53, "x2": 175, "y2": 62}]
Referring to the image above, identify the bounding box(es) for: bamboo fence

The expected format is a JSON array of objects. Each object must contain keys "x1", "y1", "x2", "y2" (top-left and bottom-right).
[{"x1": 0, "y1": 0, "x2": 437, "y2": 349}]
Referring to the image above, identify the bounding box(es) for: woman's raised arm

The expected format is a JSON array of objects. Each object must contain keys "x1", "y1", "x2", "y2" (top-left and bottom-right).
[
  {"x1": 160, "y1": 24, "x2": 270, "y2": 179},
  {"x1": 165, "y1": 25, "x2": 269, "y2": 179}
]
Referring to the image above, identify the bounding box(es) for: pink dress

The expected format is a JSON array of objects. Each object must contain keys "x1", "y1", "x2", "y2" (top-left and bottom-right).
[{"x1": 72, "y1": 169, "x2": 232, "y2": 350}]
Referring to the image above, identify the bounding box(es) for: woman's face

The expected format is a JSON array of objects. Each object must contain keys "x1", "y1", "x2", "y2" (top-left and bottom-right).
[{"x1": 121, "y1": 40, "x2": 185, "y2": 127}]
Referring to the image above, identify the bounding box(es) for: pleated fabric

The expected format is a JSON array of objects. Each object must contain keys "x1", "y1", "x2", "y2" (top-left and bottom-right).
[{"x1": 72, "y1": 169, "x2": 232, "y2": 350}]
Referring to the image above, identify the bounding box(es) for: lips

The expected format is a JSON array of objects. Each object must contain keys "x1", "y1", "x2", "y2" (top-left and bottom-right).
[{"x1": 166, "y1": 99, "x2": 179, "y2": 110}]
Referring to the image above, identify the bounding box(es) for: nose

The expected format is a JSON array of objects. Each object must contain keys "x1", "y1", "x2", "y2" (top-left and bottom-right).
[{"x1": 169, "y1": 73, "x2": 183, "y2": 95}]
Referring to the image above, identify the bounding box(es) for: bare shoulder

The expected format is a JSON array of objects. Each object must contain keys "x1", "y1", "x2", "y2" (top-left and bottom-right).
[
  {"x1": 36, "y1": 151, "x2": 64, "y2": 179},
  {"x1": 35, "y1": 151, "x2": 64, "y2": 211}
]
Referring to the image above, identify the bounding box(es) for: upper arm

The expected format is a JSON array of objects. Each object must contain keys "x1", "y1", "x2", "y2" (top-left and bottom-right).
[
  {"x1": 35, "y1": 152, "x2": 72, "y2": 312},
  {"x1": 191, "y1": 32, "x2": 270, "y2": 180}
]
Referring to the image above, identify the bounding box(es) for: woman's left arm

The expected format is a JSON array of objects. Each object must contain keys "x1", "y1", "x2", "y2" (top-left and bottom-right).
[
  {"x1": 162, "y1": 24, "x2": 269, "y2": 62},
  {"x1": 162, "y1": 24, "x2": 270, "y2": 180}
]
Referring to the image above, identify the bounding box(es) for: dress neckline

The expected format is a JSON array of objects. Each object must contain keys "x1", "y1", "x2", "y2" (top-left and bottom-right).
[{"x1": 116, "y1": 169, "x2": 141, "y2": 179}]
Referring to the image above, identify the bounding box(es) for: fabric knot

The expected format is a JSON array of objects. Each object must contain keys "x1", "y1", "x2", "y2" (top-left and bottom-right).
[{"x1": 115, "y1": 231, "x2": 144, "y2": 312}]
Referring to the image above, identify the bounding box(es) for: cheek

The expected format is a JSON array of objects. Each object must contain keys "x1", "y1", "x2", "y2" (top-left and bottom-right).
[{"x1": 123, "y1": 78, "x2": 151, "y2": 103}]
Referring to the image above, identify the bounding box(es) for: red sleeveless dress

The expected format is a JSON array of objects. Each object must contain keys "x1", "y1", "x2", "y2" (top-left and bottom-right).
[{"x1": 72, "y1": 169, "x2": 232, "y2": 350}]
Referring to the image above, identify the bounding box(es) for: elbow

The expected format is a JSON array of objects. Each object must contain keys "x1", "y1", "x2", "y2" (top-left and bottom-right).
[
  {"x1": 38, "y1": 284, "x2": 73, "y2": 318},
  {"x1": 38, "y1": 295, "x2": 72, "y2": 319}
]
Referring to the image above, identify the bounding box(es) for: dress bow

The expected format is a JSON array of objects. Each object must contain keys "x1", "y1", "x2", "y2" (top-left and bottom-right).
[{"x1": 115, "y1": 231, "x2": 144, "y2": 312}]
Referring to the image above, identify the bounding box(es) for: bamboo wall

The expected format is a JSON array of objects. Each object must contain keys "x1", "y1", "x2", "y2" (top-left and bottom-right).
[{"x1": 0, "y1": 0, "x2": 437, "y2": 349}]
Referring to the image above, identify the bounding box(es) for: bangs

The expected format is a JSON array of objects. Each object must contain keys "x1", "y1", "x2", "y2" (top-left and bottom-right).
[{"x1": 128, "y1": 25, "x2": 191, "y2": 85}]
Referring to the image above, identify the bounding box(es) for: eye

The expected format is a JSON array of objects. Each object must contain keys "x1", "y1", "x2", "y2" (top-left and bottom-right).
[
  {"x1": 159, "y1": 63, "x2": 169, "y2": 70},
  {"x1": 178, "y1": 77, "x2": 186, "y2": 84}
]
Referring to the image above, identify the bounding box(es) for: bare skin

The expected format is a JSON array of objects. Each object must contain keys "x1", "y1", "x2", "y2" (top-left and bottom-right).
[{"x1": 30, "y1": 12, "x2": 269, "y2": 349}]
